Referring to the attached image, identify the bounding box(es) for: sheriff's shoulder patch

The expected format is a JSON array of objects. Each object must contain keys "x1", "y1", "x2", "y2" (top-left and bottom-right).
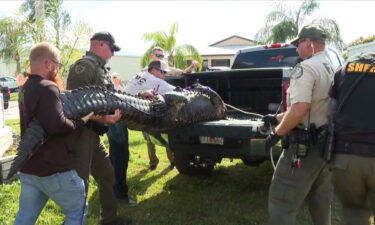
[
  {"x1": 74, "y1": 64, "x2": 86, "y2": 74},
  {"x1": 291, "y1": 64, "x2": 303, "y2": 79}
]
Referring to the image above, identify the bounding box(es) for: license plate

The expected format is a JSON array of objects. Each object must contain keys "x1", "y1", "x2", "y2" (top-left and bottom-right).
[{"x1": 199, "y1": 136, "x2": 224, "y2": 145}]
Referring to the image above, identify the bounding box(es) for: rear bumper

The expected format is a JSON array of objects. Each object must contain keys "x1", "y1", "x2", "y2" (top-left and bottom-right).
[
  {"x1": 167, "y1": 119, "x2": 270, "y2": 158},
  {"x1": 167, "y1": 119, "x2": 264, "y2": 138}
]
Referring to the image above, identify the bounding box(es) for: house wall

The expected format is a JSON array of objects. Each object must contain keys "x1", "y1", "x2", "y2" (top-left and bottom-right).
[
  {"x1": 0, "y1": 62, "x2": 16, "y2": 77},
  {"x1": 214, "y1": 37, "x2": 255, "y2": 47},
  {"x1": 107, "y1": 55, "x2": 142, "y2": 82}
]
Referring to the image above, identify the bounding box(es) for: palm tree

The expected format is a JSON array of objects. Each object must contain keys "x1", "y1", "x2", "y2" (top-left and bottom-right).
[
  {"x1": 0, "y1": 17, "x2": 31, "y2": 75},
  {"x1": 141, "y1": 22, "x2": 202, "y2": 70},
  {"x1": 20, "y1": 0, "x2": 46, "y2": 42},
  {"x1": 45, "y1": 0, "x2": 71, "y2": 49},
  {"x1": 59, "y1": 20, "x2": 93, "y2": 76},
  {"x1": 20, "y1": 0, "x2": 88, "y2": 77},
  {"x1": 21, "y1": 0, "x2": 71, "y2": 48},
  {"x1": 255, "y1": 0, "x2": 344, "y2": 50}
]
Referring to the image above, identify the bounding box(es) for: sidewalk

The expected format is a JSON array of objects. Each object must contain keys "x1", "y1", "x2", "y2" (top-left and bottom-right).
[
  {"x1": 4, "y1": 101, "x2": 19, "y2": 120},
  {"x1": 1, "y1": 101, "x2": 18, "y2": 157}
]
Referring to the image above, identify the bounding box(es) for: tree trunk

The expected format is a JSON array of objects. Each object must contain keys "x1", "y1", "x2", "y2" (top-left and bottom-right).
[{"x1": 15, "y1": 53, "x2": 21, "y2": 76}]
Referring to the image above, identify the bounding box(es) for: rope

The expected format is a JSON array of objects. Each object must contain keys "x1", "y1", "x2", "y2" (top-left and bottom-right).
[{"x1": 224, "y1": 103, "x2": 263, "y2": 118}]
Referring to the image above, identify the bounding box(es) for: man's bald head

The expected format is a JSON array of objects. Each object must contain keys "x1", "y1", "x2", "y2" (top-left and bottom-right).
[
  {"x1": 29, "y1": 42, "x2": 60, "y2": 66},
  {"x1": 29, "y1": 42, "x2": 61, "y2": 81}
]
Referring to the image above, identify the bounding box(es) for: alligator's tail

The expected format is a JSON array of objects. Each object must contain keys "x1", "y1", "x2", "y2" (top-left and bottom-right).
[{"x1": 6, "y1": 120, "x2": 47, "y2": 180}]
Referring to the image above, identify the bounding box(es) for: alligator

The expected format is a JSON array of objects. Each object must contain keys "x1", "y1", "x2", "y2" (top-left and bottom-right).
[{"x1": 7, "y1": 83, "x2": 226, "y2": 179}]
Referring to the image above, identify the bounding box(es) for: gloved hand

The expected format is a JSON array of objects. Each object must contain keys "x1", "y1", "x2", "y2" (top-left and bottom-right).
[
  {"x1": 262, "y1": 114, "x2": 279, "y2": 127},
  {"x1": 265, "y1": 133, "x2": 281, "y2": 152}
]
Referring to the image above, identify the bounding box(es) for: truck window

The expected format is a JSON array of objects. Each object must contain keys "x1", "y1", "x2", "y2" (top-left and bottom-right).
[
  {"x1": 326, "y1": 48, "x2": 342, "y2": 69},
  {"x1": 232, "y1": 48, "x2": 299, "y2": 69}
]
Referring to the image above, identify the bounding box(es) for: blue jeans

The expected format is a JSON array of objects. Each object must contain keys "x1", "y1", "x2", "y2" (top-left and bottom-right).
[
  {"x1": 14, "y1": 170, "x2": 87, "y2": 225},
  {"x1": 108, "y1": 123, "x2": 129, "y2": 199}
]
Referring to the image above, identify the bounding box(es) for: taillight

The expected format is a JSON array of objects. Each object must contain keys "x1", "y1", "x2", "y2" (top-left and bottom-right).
[
  {"x1": 7, "y1": 90, "x2": 10, "y2": 95},
  {"x1": 282, "y1": 80, "x2": 290, "y2": 112}
]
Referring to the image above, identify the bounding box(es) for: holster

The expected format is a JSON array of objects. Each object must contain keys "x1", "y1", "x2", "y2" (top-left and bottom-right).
[
  {"x1": 285, "y1": 124, "x2": 328, "y2": 158},
  {"x1": 287, "y1": 128, "x2": 311, "y2": 157}
]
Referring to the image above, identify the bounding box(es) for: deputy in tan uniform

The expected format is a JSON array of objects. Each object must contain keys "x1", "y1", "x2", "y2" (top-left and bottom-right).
[
  {"x1": 329, "y1": 52, "x2": 375, "y2": 225},
  {"x1": 263, "y1": 24, "x2": 335, "y2": 225},
  {"x1": 66, "y1": 32, "x2": 131, "y2": 225}
]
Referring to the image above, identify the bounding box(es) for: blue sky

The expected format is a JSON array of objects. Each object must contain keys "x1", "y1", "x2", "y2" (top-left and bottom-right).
[{"x1": 1, "y1": 1, "x2": 374, "y2": 55}]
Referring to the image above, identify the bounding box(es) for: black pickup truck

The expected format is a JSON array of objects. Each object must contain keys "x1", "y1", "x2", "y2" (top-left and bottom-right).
[{"x1": 166, "y1": 44, "x2": 343, "y2": 175}]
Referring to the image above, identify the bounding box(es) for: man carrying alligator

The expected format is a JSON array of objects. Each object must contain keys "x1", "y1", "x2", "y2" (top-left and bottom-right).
[
  {"x1": 14, "y1": 42, "x2": 93, "y2": 225},
  {"x1": 142, "y1": 46, "x2": 199, "y2": 170},
  {"x1": 124, "y1": 60, "x2": 176, "y2": 169},
  {"x1": 66, "y1": 31, "x2": 131, "y2": 225}
]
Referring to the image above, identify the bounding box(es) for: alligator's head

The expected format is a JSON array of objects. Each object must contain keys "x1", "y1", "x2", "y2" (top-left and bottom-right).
[{"x1": 185, "y1": 83, "x2": 227, "y2": 119}]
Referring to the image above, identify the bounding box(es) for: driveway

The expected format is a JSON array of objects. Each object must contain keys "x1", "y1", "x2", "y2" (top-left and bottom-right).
[{"x1": 4, "y1": 101, "x2": 19, "y2": 120}]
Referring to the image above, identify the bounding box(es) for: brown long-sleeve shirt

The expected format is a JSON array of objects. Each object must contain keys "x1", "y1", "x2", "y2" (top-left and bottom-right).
[{"x1": 19, "y1": 74, "x2": 83, "y2": 176}]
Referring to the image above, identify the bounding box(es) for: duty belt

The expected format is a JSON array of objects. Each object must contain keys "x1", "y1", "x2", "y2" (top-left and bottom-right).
[{"x1": 334, "y1": 141, "x2": 375, "y2": 157}]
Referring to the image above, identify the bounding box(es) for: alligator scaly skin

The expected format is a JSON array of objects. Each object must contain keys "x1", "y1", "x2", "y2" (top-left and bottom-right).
[{"x1": 7, "y1": 83, "x2": 226, "y2": 179}]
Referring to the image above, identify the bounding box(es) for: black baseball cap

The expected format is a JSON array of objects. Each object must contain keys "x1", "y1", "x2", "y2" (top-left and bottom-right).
[
  {"x1": 90, "y1": 31, "x2": 121, "y2": 52},
  {"x1": 148, "y1": 60, "x2": 171, "y2": 72}
]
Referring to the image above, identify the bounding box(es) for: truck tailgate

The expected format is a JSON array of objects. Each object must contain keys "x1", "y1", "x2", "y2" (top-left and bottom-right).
[{"x1": 167, "y1": 119, "x2": 265, "y2": 139}]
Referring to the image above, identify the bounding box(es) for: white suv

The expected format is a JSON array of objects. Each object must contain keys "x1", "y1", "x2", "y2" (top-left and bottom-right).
[{"x1": 0, "y1": 76, "x2": 18, "y2": 92}]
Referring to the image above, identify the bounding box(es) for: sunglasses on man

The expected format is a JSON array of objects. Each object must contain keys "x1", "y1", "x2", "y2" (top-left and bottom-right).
[
  {"x1": 159, "y1": 69, "x2": 167, "y2": 74},
  {"x1": 50, "y1": 59, "x2": 63, "y2": 69},
  {"x1": 103, "y1": 41, "x2": 115, "y2": 53},
  {"x1": 154, "y1": 53, "x2": 164, "y2": 59}
]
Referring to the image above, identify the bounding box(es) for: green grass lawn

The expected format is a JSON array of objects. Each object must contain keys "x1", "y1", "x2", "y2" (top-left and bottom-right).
[
  {"x1": 10, "y1": 92, "x2": 18, "y2": 102},
  {"x1": 0, "y1": 119, "x2": 351, "y2": 225}
]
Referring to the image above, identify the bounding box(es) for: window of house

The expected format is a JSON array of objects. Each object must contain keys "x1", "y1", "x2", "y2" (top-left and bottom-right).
[
  {"x1": 211, "y1": 59, "x2": 230, "y2": 67},
  {"x1": 202, "y1": 60, "x2": 209, "y2": 71}
]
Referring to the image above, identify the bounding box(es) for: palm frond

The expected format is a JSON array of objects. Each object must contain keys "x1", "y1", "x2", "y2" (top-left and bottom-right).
[
  {"x1": 312, "y1": 18, "x2": 345, "y2": 51},
  {"x1": 268, "y1": 19, "x2": 298, "y2": 43},
  {"x1": 255, "y1": 0, "x2": 342, "y2": 47},
  {"x1": 300, "y1": 0, "x2": 320, "y2": 16},
  {"x1": 141, "y1": 22, "x2": 202, "y2": 70},
  {"x1": 173, "y1": 44, "x2": 202, "y2": 70},
  {"x1": 169, "y1": 22, "x2": 178, "y2": 37}
]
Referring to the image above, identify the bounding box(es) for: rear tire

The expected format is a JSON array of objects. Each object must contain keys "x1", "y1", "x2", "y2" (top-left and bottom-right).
[
  {"x1": 241, "y1": 158, "x2": 265, "y2": 167},
  {"x1": 174, "y1": 152, "x2": 215, "y2": 175},
  {"x1": 3, "y1": 102, "x2": 9, "y2": 110}
]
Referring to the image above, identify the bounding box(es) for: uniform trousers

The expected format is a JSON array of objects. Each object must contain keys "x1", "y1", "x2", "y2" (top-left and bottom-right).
[
  {"x1": 332, "y1": 153, "x2": 375, "y2": 225},
  {"x1": 69, "y1": 127, "x2": 118, "y2": 224},
  {"x1": 268, "y1": 145, "x2": 333, "y2": 225}
]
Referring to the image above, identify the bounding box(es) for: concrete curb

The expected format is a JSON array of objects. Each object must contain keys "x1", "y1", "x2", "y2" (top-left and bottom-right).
[{"x1": 0, "y1": 126, "x2": 13, "y2": 157}]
